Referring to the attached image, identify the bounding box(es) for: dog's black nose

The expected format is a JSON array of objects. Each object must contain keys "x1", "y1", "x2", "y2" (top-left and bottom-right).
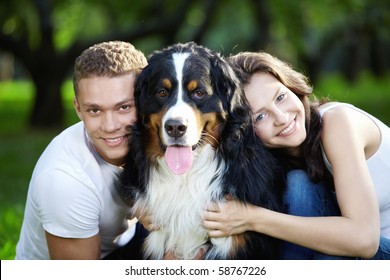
[{"x1": 165, "y1": 119, "x2": 187, "y2": 138}]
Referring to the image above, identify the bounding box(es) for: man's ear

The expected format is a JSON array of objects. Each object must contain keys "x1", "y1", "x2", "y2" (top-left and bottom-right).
[{"x1": 73, "y1": 97, "x2": 82, "y2": 120}]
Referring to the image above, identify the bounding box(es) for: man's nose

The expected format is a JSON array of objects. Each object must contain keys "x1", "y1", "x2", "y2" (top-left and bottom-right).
[{"x1": 102, "y1": 112, "x2": 120, "y2": 132}]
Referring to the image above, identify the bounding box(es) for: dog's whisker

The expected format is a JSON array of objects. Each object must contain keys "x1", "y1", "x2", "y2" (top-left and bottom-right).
[{"x1": 201, "y1": 132, "x2": 219, "y2": 146}]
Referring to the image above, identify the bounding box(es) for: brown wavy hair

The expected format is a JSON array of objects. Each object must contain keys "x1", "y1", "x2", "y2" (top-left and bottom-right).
[{"x1": 228, "y1": 51, "x2": 331, "y2": 184}]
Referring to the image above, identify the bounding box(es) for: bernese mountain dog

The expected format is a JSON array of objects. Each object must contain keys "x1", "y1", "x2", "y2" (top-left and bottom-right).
[{"x1": 120, "y1": 42, "x2": 285, "y2": 260}]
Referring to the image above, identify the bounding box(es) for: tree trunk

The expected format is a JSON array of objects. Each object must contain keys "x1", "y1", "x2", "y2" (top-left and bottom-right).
[
  {"x1": 369, "y1": 30, "x2": 387, "y2": 77},
  {"x1": 250, "y1": 0, "x2": 271, "y2": 50},
  {"x1": 341, "y1": 26, "x2": 361, "y2": 83},
  {"x1": 29, "y1": 75, "x2": 65, "y2": 129}
]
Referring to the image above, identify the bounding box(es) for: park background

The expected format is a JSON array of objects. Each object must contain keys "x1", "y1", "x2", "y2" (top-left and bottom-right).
[{"x1": 0, "y1": 0, "x2": 389, "y2": 260}]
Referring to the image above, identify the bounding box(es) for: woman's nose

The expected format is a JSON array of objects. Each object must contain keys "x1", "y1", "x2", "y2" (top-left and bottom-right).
[{"x1": 274, "y1": 109, "x2": 288, "y2": 126}]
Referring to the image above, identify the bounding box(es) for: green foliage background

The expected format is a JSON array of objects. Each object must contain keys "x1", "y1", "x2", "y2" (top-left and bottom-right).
[{"x1": 0, "y1": 0, "x2": 389, "y2": 259}]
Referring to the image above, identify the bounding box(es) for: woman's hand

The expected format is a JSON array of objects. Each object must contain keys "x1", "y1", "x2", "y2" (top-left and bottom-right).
[{"x1": 203, "y1": 198, "x2": 255, "y2": 237}]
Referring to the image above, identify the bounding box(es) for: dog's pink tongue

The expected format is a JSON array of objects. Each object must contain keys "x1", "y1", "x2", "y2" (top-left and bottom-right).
[{"x1": 165, "y1": 146, "x2": 193, "y2": 175}]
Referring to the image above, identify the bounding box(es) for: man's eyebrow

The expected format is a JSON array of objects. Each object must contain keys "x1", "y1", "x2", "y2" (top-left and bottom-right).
[
  {"x1": 82, "y1": 98, "x2": 134, "y2": 108},
  {"x1": 82, "y1": 102, "x2": 100, "y2": 108},
  {"x1": 116, "y1": 98, "x2": 134, "y2": 106}
]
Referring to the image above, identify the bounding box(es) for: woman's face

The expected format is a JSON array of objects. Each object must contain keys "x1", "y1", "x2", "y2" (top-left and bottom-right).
[{"x1": 244, "y1": 72, "x2": 307, "y2": 154}]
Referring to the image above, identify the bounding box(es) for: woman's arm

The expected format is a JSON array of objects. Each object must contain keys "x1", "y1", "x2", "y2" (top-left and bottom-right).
[
  {"x1": 203, "y1": 106, "x2": 381, "y2": 258},
  {"x1": 315, "y1": 106, "x2": 380, "y2": 256}
]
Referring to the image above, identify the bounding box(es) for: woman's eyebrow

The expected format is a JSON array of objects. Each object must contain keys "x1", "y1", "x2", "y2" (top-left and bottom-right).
[{"x1": 252, "y1": 86, "x2": 283, "y2": 115}]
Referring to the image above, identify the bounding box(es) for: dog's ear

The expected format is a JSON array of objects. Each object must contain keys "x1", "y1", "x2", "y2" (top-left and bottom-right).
[
  {"x1": 209, "y1": 55, "x2": 245, "y2": 114},
  {"x1": 134, "y1": 64, "x2": 151, "y2": 118},
  {"x1": 210, "y1": 54, "x2": 253, "y2": 150}
]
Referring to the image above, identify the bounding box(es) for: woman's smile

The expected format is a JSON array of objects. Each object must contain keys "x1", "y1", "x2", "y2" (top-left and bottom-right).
[{"x1": 277, "y1": 119, "x2": 296, "y2": 137}]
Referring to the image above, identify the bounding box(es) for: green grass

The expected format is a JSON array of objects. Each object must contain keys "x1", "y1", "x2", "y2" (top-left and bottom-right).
[
  {"x1": 0, "y1": 73, "x2": 389, "y2": 260},
  {"x1": 0, "y1": 80, "x2": 78, "y2": 260},
  {"x1": 0, "y1": 130, "x2": 60, "y2": 259}
]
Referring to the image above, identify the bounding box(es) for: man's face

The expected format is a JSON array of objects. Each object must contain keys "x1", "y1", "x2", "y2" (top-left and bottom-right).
[{"x1": 74, "y1": 74, "x2": 136, "y2": 166}]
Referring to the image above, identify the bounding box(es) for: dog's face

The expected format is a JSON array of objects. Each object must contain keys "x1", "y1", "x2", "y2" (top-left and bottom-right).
[{"x1": 134, "y1": 42, "x2": 242, "y2": 175}]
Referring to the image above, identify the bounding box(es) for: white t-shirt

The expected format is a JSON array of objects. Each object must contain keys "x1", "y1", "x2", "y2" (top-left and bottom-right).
[
  {"x1": 15, "y1": 122, "x2": 134, "y2": 259},
  {"x1": 320, "y1": 103, "x2": 390, "y2": 238}
]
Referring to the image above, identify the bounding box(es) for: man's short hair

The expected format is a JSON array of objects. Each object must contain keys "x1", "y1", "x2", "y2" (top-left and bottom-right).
[{"x1": 73, "y1": 41, "x2": 147, "y2": 94}]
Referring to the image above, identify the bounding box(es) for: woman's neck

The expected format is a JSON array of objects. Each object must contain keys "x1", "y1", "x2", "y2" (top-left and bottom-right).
[{"x1": 283, "y1": 146, "x2": 303, "y2": 158}]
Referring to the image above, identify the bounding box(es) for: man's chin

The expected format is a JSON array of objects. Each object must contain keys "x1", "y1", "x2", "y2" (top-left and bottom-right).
[{"x1": 97, "y1": 147, "x2": 128, "y2": 166}]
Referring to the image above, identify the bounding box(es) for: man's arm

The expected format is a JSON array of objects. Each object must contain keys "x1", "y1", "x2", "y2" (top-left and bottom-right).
[{"x1": 45, "y1": 231, "x2": 101, "y2": 260}]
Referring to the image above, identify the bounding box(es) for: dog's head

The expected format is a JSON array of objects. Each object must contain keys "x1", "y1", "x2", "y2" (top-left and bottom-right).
[{"x1": 133, "y1": 42, "x2": 245, "y2": 175}]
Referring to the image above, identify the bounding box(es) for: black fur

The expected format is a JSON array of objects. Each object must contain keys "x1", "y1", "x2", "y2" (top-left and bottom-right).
[{"x1": 120, "y1": 42, "x2": 285, "y2": 259}]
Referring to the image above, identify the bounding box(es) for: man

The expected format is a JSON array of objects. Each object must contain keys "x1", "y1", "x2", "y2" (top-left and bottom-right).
[{"x1": 15, "y1": 41, "x2": 147, "y2": 259}]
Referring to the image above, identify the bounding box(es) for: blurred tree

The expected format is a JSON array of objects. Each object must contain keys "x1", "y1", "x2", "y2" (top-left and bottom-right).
[
  {"x1": 0, "y1": 0, "x2": 388, "y2": 129},
  {"x1": 248, "y1": 0, "x2": 389, "y2": 84},
  {"x1": 0, "y1": 0, "x2": 201, "y2": 128}
]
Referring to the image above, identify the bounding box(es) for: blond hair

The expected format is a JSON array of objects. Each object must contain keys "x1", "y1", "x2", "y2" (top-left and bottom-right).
[{"x1": 73, "y1": 41, "x2": 147, "y2": 94}]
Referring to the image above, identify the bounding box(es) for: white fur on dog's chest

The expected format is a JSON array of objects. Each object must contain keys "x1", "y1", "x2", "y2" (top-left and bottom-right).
[{"x1": 136, "y1": 145, "x2": 229, "y2": 259}]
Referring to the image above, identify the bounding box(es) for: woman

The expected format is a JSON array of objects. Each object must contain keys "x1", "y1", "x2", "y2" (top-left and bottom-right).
[{"x1": 203, "y1": 51, "x2": 390, "y2": 259}]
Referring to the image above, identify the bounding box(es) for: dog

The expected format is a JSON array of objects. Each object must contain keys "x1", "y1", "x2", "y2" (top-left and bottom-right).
[{"x1": 120, "y1": 42, "x2": 285, "y2": 259}]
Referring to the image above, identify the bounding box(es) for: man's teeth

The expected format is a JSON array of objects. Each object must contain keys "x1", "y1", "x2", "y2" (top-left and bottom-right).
[{"x1": 106, "y1": 137, "x2": 123, "y2": 143}]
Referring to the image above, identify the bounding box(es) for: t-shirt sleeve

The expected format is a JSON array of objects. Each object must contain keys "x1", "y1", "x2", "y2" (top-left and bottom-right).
[{"x1": 34, "y1": 169, "x2": 101, "y2": 238}]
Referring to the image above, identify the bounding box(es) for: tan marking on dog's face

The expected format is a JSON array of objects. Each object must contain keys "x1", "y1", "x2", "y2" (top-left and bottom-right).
[
  {"x1": 187, "y1": 80, "x2": 198, "y2": 92},
  {"x1": 144, "y1": 101, "x2": 225, "y2": 161},
  {"x1": 199, "y1": 112, "x2": 224, "y2": 148},
  {"x1": 162, "y1": 79, "x2": 172, "y2": 90},
  {"x1": 145, "y1": 112, "x2": 166, "y2": 162}
]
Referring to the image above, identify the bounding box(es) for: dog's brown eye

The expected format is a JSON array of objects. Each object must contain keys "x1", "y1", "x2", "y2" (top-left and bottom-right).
[
  {"x1": 193, "y1": 90, "x2": 205, "y2": 99},
  {"x1": 157, "y1": 89, "x2": 168, "y2": 98}
]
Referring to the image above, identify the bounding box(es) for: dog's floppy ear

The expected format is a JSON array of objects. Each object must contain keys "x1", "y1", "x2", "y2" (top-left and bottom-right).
[
  {"x1": 209, "y1": 54, "x2": 245, "y2": 114},
  {"x1": 210, "y1": 53, "x2": 252, "y2": 150},
  {"x1": 134, "y1": 64, "x2": 152, "y2": 120}
]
